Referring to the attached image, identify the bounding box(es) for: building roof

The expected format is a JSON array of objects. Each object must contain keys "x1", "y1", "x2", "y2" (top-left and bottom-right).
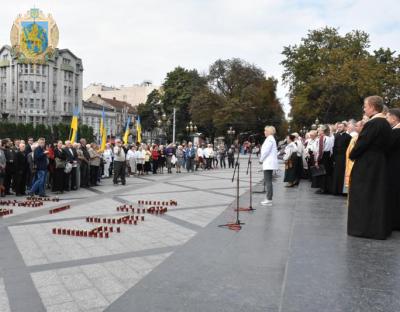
[
  {"x1": 82, "y1": 100, "x2": 114, "y2": 112},
  {"x1": 101, "y1": 97, "x2": 136, "y2": 114}
]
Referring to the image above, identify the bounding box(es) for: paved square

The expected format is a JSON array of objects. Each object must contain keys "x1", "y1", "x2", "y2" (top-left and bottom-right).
[{"x1": 1, "y1": 161, "x2": 400, "y2": 312}]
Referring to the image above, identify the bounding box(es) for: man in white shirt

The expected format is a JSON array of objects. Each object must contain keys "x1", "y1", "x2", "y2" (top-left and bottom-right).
[
  {"x1": 113, "y1": 139, "x2": 126, "y2": 185},
  {"x1": 259, "y1": 126, "x2": 278, "y2": 206}
]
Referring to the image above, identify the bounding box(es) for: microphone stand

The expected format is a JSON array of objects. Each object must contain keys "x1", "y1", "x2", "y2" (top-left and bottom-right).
[
  {"x1": 218, "y1": 136, "x2": 244, "y2": 231},
  {"x1": 236, "y1": 144, "x2": 256, "y2": 212}
]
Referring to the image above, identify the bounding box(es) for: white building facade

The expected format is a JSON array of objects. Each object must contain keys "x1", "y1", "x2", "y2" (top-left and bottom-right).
[
  {"x1": 83, "y1": 82, "x2": 158, "y2": 107},
  {"x1": 0, "y1": 46, "x2": 83, "y2": 126}
]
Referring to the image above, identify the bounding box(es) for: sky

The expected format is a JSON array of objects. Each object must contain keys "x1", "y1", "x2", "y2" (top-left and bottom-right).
[{"x1": 1, "y1": 0, "x2": 399, "y2": 114}]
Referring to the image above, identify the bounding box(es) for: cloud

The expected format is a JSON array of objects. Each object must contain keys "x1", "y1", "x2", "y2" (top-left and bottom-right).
[{"x1": 0, "y1": 0, "x2": 399, "y2": 114}]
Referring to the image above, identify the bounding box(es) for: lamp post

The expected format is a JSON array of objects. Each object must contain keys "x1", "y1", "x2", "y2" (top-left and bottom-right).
[
  {"x1": 300, "y1": 126, "x2": 307, "y2": 137},
  {"x1": 186, "y1": 121, "x2": 197, "y2": 142},
  {"x1": 227, "y1": 126, "x2": 236, "y2": 146},
  {"x1": 311, "y1": 117, "x2": 320, "y2": 130}
]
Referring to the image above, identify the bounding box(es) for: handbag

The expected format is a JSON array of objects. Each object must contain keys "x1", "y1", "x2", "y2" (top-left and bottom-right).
[
  {"x1": 310, "y1": 165, "x2": 326, "y2": 177},
  {"x1": 64, "y1": 162, "x2": 73, "y2": 173},
  {"x1": 55, "y1": 157, "x2": 66, "y2": 169},
  {"x1": 171, "y1": 155, "x2": 177, "y2": 165}
]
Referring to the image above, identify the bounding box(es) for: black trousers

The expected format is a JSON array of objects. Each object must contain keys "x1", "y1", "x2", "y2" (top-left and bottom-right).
[
  {"x1": 186, "y1": 158, "x2": 194, "y2": 172},
  {"x1": 206, "y1": 158, "x2": 212, "y2": 169},
  {"x1": 53, "y1": 168, "x2": 65, "y2": 192},
  {"x1": 113, "y1": 161, "x2": 126, "y2": 184},
  {"x1": 228, "y1": 157, "x2": 234, "y2": 168},
  {"x1": 14, "y1": 170, "x2": 26, "y2": 195},
  {"x1": 64, "y1": 167, "x2": 77, "y2": 191},
  {"x1": 152, "y1": 160, "x2": 158, "y2": 174},
  {"x1": 90, "y1": 166, "x2": 99, "y2": 186},
  {"x1": 4, "y1": 164, "x2": 15, "y2": 193},
  {"x1": 80, "y1": 162, "x2": 89, "y2": 187},
  {"x1": 220, "y1": 157, "x2": 226, "y2": 168}
]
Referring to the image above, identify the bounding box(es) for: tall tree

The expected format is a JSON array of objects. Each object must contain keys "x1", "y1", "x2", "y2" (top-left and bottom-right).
[
  {"x1": 162, "y1": 67, "x2": 207, "y2": 140},
  {"x1": 136, "y1": 89, "x2": 162, "y2": 131},
  {"x1": 203, "y1": 58, "x2": 284, "y2": 136},
  {"x1": 281, "y1": 27, "x2": 400, "y2": 129}
]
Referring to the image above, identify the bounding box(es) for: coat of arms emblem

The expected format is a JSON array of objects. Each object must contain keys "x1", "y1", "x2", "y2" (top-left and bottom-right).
[{"x1": 10, "y1": 8, "x2": 59, "y2": 63}]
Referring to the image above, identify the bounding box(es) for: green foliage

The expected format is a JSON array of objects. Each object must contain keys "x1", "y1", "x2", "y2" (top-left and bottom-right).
[
  {"x1": 137, "y1": 89, "x2": 162, "y2": 131},
  {"x1": 281, "y1": 27, "x2": 400, "y2": 129},
  {"x1": 192, "y1": 58, "x2": 284, "y2": 138},
  {"x1": 0, "y1": 121, "x2": 93, "y2": 143},
  {"x1": 138, "y1": 60, "x2": 285, "y2": 141},
  {"x1": 162, "y1": 67, "x2": 207, "y2": 136}
]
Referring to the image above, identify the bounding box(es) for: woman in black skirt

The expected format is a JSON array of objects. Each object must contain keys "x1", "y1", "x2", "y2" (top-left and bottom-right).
[
  {"x1": 53, "y1": 141, "x2": 67, "y2": 194},
  {"x1": 283, "y1": 135, "x2": 298, "y2": 187}
]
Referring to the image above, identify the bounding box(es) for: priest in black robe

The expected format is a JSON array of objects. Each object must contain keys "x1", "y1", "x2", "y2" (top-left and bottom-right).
[
  {"x1": 348, "y1": 96, "x2": 392, "y2": 240},
  {"x1": 386, "y1": 108, "x2": 400, "y2": 230},
  {"x1": 331, "y1": 123, "x2": 352, "y2": 195}
]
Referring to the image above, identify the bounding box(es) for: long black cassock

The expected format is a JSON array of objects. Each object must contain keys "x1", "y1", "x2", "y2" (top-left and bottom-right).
[
  {"x1": 348, "y1": 116, "x2": 392, "y2": 240},
  {"x1": 388, "y1": 128, "x2": 400, "y2": 230},
  {"x1": 331, "y1": 131, "x2": 352, "y2": 195}
]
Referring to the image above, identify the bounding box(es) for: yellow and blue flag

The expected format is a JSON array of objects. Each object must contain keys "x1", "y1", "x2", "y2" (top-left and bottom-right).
[
  {"x1": 69, "y1": 108, "x2": 79, "y2": 144},
  {"x1": 100, "y1": 108, "x2": 107, "y2": 151},
  {"x1": 123, "y1": 116, "x2": 131, "y2": 145},
  {"x1": 136, "y1": 116, "x2": 142, "y2": 143}
]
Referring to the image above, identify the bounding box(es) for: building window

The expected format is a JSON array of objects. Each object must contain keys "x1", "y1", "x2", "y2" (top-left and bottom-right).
[
  {"x1": 36, "y1": 82, "x2": 40, "y2": 92},
  {"x1": 29, "y1": 64, "x2": 34, "y2": 74},
  {"x1": 63, "y1": 58, "x2": 71, "y2": 65},
  {"x1": 53, "y1": 101, "x2": 56, "y2": 112},
  {"x1": 42, "y1": 82, "x2": 45, "y2": 93},
  {"x1": 24, "y1": 81, "x2": 28, "y2": 91},
  {"x1": 64, "y1": 102, "x2": 67, "y2": 111},
  {"x1": 42, "y1": 99, "x2": 45, "y2": 109},
  {"x1": 19, "y1": 82, "x2": 23, "y2": 93},
  {"x1": 19, "y1": 98, "x2": 23, "y2": 108},
  {"x1": 24, "y1": 64, "x2": 28, "y2": 74},
  {"x1": 64, "y1": 86, "x2": 67, "y2": 95},
  {"x1": 30, "y1": 98, "x2": 34, "y2": 108},
  {"x1": 30, "y1": 81, "x2": 33, "y2": 91},
  {"x1": 24, "y1": 98, "x2": 27, "y2": 108},
  {"x1": 36, "y1": 99, "x2": 40, "y2": 108},
  {"x1": 36, "y1": 65, "x2": 40, "y2": 74}
]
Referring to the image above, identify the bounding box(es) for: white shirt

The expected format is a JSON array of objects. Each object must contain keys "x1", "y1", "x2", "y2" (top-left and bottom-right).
[
  {"x1": 126, "y1": 150, "x2": 136, "y2": 160},
  {"x1": 135, "y1": 150, "x2": 145, "y2": 164},
  {"x1": 197, "y1": 148, "x2": 203, "y2": 157},
  {"x1": 259, "y1": 135, "x2": 278, "y2": 170},
  {"x1": 315, "y1": 135, "x2": 334, "y2": 160},
  {"x1": 103, "y1": 148, "x2": 113, "y2": 162},
  {"x1": 283, "y1": 142, "x2": 298, "y2": 161}
]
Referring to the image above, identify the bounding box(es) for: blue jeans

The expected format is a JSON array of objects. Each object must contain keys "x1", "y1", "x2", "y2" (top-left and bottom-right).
[{"x1": 30, "y1": 170, "x2": 47, "y2": 196}]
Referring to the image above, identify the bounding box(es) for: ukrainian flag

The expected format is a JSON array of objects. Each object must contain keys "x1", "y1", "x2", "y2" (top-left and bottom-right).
[
  {"x1": 100, "y1": 108, "x2": 107, "y2": 151},
  {"x1": 136, "y1": 116, "x2": 142, "y2": 143},
  {"x1": 123, "y1": 116, "x2": 131, "y2": 145},
  {"x1": 69, "y1": 109, "x2": 79, "y2": 144}
]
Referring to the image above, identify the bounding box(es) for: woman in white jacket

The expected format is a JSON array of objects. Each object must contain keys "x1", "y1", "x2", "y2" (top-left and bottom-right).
[{"x1": 259, "y1": 126, "x2": 278, "y2": 206}]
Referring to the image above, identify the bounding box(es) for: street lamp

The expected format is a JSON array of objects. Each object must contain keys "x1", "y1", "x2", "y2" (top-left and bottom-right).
[
  {"x1": 311, "y1": 117, "x2": 320, "y2": 130},
  {"x1": 186, "y1": 121, "x2": 197, "y2": 142},
  {"x1": 300, "y1": 126, "x2": 307, "y2": 137},
  {"x1": 227, "y1": 126, "x2": 236, "y2": 145}
]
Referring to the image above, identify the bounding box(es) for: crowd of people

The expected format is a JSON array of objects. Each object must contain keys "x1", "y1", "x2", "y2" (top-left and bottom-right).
[
  {"x1": 260, "y1": 95, "x2": 400, "y2": 240},
  {"x1": 0, "y1": 137, "x2": 237, "y2": 198}
]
